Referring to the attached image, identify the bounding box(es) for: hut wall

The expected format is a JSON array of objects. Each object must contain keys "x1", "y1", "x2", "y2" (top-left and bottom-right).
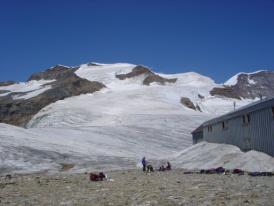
[{"x1": 203, "y1": 107, "x2": 274, "y2": 156}]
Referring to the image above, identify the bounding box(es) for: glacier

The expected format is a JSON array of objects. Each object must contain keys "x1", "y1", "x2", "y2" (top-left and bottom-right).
[{"x1": 1, "y1": 63, "x2": 271, "y2": 174}]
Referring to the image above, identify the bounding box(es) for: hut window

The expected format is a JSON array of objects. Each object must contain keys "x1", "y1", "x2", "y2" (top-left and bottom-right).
[
  {"x1": 242, "y1": 114, "x2": 250, "y2": 125},
  {"x1": 222, "y1": 121, "x2": 228, "y2": 130},
  {"x1": 208, "y1": 125, "x2": 213, "y2": 132},
  {"x1": 242, "y1": 115, "x2": 246, "y2": 124},
  {"x1": 247, "y1": 114, "x2": 250, "y2": 123},
  {"x1": 272, "y1": 107, "x2": 274, "y2": 117}
]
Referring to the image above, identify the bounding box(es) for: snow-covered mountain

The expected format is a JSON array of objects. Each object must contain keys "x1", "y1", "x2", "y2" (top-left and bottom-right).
[{"x1": 0, "y1": 63, "x2": 273, "y2": 174}]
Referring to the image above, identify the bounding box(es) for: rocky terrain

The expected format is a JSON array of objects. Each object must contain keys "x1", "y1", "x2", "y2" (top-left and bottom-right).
[{"x1": 0, "y1": 169, "x2": 273, "y2": 206}]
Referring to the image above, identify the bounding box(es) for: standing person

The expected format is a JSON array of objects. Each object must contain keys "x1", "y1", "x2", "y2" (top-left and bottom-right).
[
  {"x1": 142, "y1": 157, "x2": 147, "y2": 172},
  {"x1": 166, "y1": 161, "x2": 171, "y2": 170}
]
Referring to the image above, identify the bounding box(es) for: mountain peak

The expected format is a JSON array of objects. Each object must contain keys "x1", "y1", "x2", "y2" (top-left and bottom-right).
[{"x1": 224, "y1": 70, "x2": 268, "y2": 86}]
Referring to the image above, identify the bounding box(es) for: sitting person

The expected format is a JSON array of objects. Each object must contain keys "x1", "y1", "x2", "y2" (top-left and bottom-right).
[
  {"x1": 90, "y1": 172, "x2": 107, "y2": 181},
  {"x1": 146, "y1": 164, "x2": 154, "y2": 173},
  {"x1": 158, "y1": 165, "x2": 166, "y2": 171}
]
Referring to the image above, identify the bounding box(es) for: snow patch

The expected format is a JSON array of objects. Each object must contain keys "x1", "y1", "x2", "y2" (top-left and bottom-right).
[
  {"x1": 49, "y1": 64, "x2": 71, "y2": 69},
  {"x1": 75, "y1": 63, "x2": 136, "y2": 87},
  {"x1": 224, "y1": 73, "x2": 242, "y2": 86},
  {"x1": 248, "y1": 77, "x2": 256, "y2": 85},
  {"x1": 12, "y1": 85, "x2": 53, "y2": 100},
  {"x1": 173, "y1": 142, "x2": 274, "y2": 172},
  {"x1": 0, "y1": 79, "x2": 55, "y2": 99}
]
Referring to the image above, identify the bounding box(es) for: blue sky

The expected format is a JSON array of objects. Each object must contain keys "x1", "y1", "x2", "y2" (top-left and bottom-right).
[{"x1": 0, "y1": 0, "x2": 274, "y2": 83}]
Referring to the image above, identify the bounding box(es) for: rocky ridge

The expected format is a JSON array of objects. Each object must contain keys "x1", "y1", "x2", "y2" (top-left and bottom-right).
[
  {"x1": 210, "y1": 71, "x2": 274, "y2": 99},
  {"x1": 28, "y1": 65, "x2": 79, "y2": 81}
]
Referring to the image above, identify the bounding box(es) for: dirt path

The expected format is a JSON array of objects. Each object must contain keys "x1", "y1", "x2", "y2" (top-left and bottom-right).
[{"x1": 0, "y1": 169, "x2": 273, "y2": 206}]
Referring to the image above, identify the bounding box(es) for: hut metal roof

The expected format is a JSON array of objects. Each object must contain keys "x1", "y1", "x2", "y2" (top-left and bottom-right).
[{"x1": 203, "y1": 97, "x2": 274, "y2": 126}]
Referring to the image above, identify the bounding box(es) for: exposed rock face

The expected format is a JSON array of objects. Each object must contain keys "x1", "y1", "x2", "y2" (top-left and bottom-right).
[
  {"x1": 0, "y1": 81, "x2": 16, "y2": 86},
  {"x1": 0, "y1": 90, "x2": 10, "y2": 94},
  {"x1": 116, "y1": 65, "x2": 177, "y2": 86},
  {"x1": 210, "y1": 87, "x2": 241, "y2": 100},
  {"x1": 28, "y1": 65, "x2": 78, "y2": 81},
  {"x1": 180, "y1": 97, "x2": 196, "y2": 110},
  {"x1": 210, "y1": 71, "x2": 274, "y2": 99},
  {"x1": 116, "y1": 65, "x2": 152, "y2": 80},
  {"x1": 0, "y1": 72, "x2": 105, "y2": 127},
  {"x1": 195, "y1": 104, "x2": 202, "y2": 112},
  {"x1": 143, "y1": 74, "x2": 177, "y2": 86},
  {"x1": 87, "y1": 62, "x2": 102, "y2": 66}
]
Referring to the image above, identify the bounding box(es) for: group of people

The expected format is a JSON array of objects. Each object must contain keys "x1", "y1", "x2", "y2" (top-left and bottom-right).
[
  {"x1": 89, "y1": 157, "x2": 171, "y2": 181},
  {"x1": 142, "y1": 157, "x2": 171, "y2": 173}
]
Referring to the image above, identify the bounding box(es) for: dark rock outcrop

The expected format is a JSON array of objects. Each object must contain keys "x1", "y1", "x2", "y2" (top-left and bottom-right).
[
  {"x1": 180, "y1": 97, "x2": 196, "y2": 110},
  {"x1": 116, "y1": 65, "x2": 177, "y2": 86},
  {"x1": 0, "y1": 81, "x2": 16, "y2": 86},
  {"x1": 210, "y1": 86, "x2": 241, "y2": 100},
  {"x1": 116, "y1": 65, "x2": 152, "y2": 80},
  {"x1": 28, "y1": 65, "x2": 79, "y2": 81},
  {"x1": 0, "y1": 72, "x2": 105, "y2": 127},
  {"x1": 195, "y1": 104, "x2": 202, "y2": 112},
  {"x1": 198, "y1": 94, "x2": 204, "y2": 99},
  {"x1": 210, "y1": 71, "x2": 274, "y2": 99},
  {"x1": 87, "y1": 62, "x2": 102, "y2": 66},
  {"x1": 0, "y1": 90, "x2": 10, "y2": 94},
  {"x1": 143, "y1": 74, "x2": 177, "y2": 86}
]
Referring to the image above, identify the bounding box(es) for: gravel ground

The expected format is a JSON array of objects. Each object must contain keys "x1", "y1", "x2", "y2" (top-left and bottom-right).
[{"x1": 0, "y1": 169, "x2": 274, "y2": 206}]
